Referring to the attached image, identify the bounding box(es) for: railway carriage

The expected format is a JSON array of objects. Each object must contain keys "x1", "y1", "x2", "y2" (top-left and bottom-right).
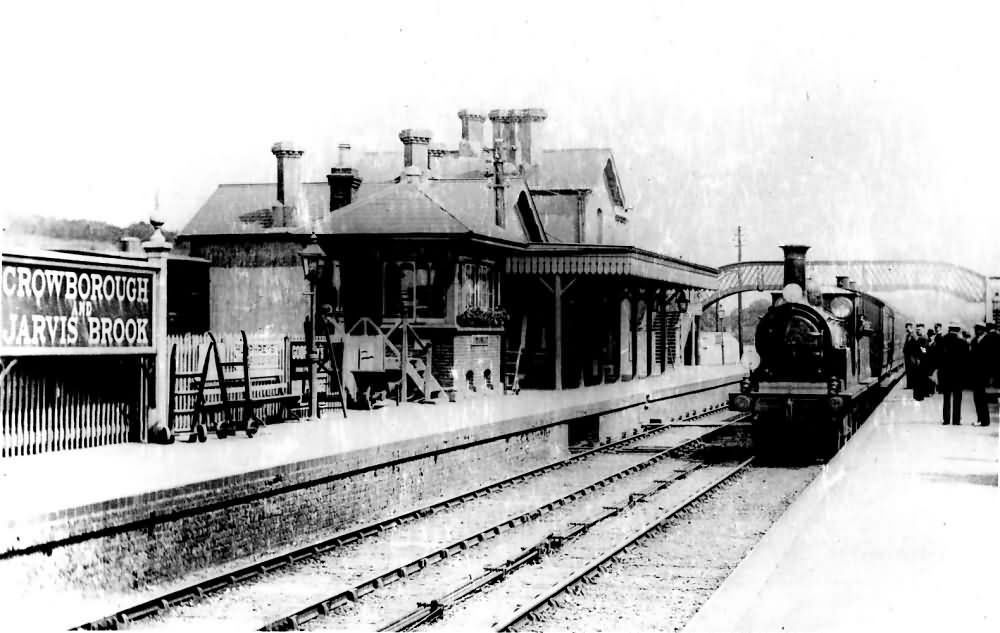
[{"x1": 729, "y1": 245, "x2": 905, "y2": 460}]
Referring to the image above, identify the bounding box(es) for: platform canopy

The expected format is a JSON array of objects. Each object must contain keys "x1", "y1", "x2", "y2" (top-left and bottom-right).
[{"x1": 505, "y1": 244, "x2": 719, "y2": 290}]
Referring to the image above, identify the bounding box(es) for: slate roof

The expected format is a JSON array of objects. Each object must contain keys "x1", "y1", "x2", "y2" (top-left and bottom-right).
[
  {"x1": 181, "y1": 182, "x2": 389, "y2": 236},
  {"x1": 354, "y1": 148, "x2": 620, "y2": 192},
  {"x1": 528, "y1": 148, "x2": 617, "y2": 192},
  {"x1": 316, "y1": 177, "x2": 542, "y2": 245},
  {"x1": 181, "y1": 147, "x2": 623, "y2": 240},
  {"x1": 354, "y1": 151, "x2": 489, "y2": 181}
]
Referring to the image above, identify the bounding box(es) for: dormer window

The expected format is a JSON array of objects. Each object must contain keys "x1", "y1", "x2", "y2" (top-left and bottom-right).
[{"x1": 604, "y1": 159, "x2": 625, "y2": 208}]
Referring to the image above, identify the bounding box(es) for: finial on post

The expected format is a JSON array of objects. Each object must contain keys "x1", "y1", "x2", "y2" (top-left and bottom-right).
[{"x1": 148, "y1": 216, "x2": 166, "y2": 245}]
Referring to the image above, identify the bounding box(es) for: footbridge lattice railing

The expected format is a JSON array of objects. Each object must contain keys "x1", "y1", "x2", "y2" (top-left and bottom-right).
[{"x1": 702, "y1": 260, "x2": 989, "y2": 307}]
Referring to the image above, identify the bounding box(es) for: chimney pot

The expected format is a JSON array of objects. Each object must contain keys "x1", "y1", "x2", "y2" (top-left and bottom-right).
[
  {"x1": 271, "y1": 141, "x2": 305, "y2": 222},
  {"x1": 399, "y1": 128, "x2": 432, "y2": 171},
  {"x1": 328, "y1": 166, "x2": 363, "y2": 212},
  {"x1": 488, "y1": 108, "x2": 548, "y2": 167},
  {"x1": 458, "y1": 109, "x2": 486, "y2": 157},
  {"x1": 488, "y1": 110, "x2": 518, "y2": 164},
  {"x1": 337, "y1": 143, "x2": 352, "y2": 167},
  {"x1": 428, "y1": 143, "x2": 449, "y2": 172},
  {"x1": 514, "y1": 108, "x2": 547, "y2": 166}
]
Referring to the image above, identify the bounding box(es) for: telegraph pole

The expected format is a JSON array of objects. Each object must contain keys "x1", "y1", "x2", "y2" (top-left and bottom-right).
[{"x1": 735, "y1": 225, "x2": 744, "y2": 359}]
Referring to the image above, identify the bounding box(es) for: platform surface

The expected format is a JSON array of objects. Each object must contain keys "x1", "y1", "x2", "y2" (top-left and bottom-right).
[
  {"x1": 685, "y1": 385, "x2": 999, "y2": 633},
  {"x1": 0, "y1": 365, "x2": 741, "y2": 523}
]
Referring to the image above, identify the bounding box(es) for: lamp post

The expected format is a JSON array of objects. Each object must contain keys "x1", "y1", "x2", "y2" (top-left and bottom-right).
[{"x1": 299, "y1": 232, "x2": 326, "y2": 420}]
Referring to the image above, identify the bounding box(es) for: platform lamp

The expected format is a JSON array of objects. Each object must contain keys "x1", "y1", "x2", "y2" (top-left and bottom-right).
[
  {"x1": 299, "y1": 232, "x2": 327, "y2": 420},
  {"x1": 675, "y1": 289, "x2": 690, "y2": 314}
]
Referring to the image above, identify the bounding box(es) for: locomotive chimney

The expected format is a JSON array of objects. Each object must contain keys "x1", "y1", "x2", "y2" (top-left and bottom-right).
[
  {"x1": 836, "y1": 275, "x2": 850, "y2": 289},
  {"x1": 780, "y1": 244, "x2": 810, "y2": 290}
]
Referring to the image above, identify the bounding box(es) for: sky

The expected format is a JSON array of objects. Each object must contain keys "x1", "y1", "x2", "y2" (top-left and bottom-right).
[{"x1": 2, "y1": 0, "x2": 998, "y2": 274}]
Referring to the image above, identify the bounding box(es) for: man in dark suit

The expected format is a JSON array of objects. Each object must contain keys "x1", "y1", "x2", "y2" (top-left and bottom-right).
[
  {"x1": 911, "y1": 323, "x2": 930, "y2": 400},
  {"x1": 936, "y1": 322, "x2": 969, "y2": 425},
  {"x1": 970, "y1": 323, "x2": 990, "y2": 425},
  {"x1": 903, "y1": 322, "x2": 917, "y2": 389}
]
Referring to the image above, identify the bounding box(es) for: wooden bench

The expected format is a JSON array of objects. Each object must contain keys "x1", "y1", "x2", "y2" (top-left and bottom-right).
[{"x1": 169, "y1": 331, "x2": 299, "y2": 442}]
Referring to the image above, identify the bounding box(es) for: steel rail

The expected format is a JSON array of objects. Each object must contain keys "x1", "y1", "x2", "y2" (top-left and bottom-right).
[
  {"x1": 377, "y1": 462, "x2": 710, "y2": 631},
  {"x1": 259, "y1": 422, "x2": 741, "y2": 631},
  {"x1": 491, "y1": 457, "x2": 755, "y2": 632},
  {"x1": 75, "y1": 405, "x2": 734, "y2": 630}
]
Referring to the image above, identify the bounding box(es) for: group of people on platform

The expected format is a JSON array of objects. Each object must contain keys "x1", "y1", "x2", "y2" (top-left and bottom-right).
[{"x1": 903, "y1": 321, "x2": 1000, "y2": 426}]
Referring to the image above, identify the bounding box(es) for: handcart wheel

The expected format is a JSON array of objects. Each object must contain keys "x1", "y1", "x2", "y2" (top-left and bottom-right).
[{"x1": 196, "y1": 423, "x2": 208, "y2": 443}]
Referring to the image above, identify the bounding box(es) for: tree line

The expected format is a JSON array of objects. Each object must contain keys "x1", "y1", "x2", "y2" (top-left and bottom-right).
[
  {"x1": 701, "y1": 297, "x2": 771, "y2": 346},
  {"x1": 7, "y1": 215, "x2": 176, "y2": 244}
]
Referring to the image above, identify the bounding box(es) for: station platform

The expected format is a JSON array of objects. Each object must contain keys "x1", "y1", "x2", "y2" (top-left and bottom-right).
[
  {"x1": 1, "y1": 365, "x2": 741, "y2": 535},
  {"x1": 685, "y1": 384, "x2": 999, "y2": 633}
]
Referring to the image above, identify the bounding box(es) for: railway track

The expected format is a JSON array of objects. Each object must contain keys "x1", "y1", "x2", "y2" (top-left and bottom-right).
[
  {"x1": 264, "y1": 421, "x2": 744, "y2": 631},
  {"x1": 77, "y1": 406, "x2": 743, "y2": 630},
  {"x1": 374, "y1": 461, "x2": 717, "y2": 631},
  {"x1": 490, "y1": 459, "x2": 754, "y2": 632}
]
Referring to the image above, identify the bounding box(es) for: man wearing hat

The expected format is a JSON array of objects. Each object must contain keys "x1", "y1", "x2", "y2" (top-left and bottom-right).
[
  {"x1": 970, "y1": 323, "x2": 990, "y2": 425},
  {"x1": 912, "y1": 323, "x2": 930, "y2": 400},
  {"x1": 935, "y1": 322, "x2": 969, "y2": 425},
  {"x1": 903, "y1": 322, "x2": 918, "y2": 390}
]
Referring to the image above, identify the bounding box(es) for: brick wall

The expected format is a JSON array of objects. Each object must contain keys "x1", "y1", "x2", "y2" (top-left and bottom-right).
[
  {"x1": 453, "y1": 333, "x2": 501, "y2": 391},
  {"x1": 421, "y1": 330, "x2": 455, "y2": 389},
  {"x1": 0, "y1": 424, "x2": 567, "y2": 598}
]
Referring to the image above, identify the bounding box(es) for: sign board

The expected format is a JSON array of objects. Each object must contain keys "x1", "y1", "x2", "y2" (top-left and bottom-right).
[
  {"x1": 290, "y1": 340, "x2": 329, "y2": 380},
  {"x1": 1, "y1": 251, "x2": 158, "y2": 355}
]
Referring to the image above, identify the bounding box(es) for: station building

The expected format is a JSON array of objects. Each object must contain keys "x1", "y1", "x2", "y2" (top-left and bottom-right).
[{"x1": 177, "y1": 108, "x2": 718, "y2": 397}]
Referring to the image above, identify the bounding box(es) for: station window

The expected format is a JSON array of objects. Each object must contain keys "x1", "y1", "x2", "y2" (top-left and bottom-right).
[
  {"x1": 384, "y1": 260, "x2": 446, "y2": 320},
  {"x1": 461, "y1": 260, "x2": 499, "y2": 310}
]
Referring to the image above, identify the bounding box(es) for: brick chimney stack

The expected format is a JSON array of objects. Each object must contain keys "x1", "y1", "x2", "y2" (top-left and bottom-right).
[
  {"x1": 428, "y1": 143, "x2": 449, "y2": 171},
  {"x1": 399, "y1": 129, "x2": 432, "y2": 172},
  {"x1": 271, "y1": 141, "x2": 304, "y2": 210},
  {"x1": 488, "y1": 108, "x2": 548, "y2": 168},
  {"x1": 328, "y1": 142, "x2": 362, "y2": 212},
  {"x1": 458, "y1": 110, "x2": 485, "y2": 157},
  {"x1": 515, "y1": 108, "x2": 547, "y2": 166},
  {"x1": 488, "y1": 110, "x2": 518, "y2": 164}
]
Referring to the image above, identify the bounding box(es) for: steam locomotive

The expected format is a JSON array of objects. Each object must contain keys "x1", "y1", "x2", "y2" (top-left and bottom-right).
[{"x1": 729, "y1": 245, "x2": 905, "y2": 460}]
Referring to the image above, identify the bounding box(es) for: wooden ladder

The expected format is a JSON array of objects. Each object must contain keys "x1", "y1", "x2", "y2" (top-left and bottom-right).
[{"x1": 314, "y1": 316, "x2": 349, "y2": 418}]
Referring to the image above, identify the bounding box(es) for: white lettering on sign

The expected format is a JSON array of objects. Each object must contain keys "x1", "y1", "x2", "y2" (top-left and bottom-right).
[
  {"x1": 1, "y1": 259, "x2": 154, "y2": 351},
  {"x1": 2, "y1": 266, "x2": 150, "y2": 305}
]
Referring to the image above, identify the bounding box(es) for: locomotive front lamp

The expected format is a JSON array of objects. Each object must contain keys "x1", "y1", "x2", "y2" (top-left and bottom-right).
[{"x1": 830, "y1": 296, "x2": 853, "y2": 319}]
